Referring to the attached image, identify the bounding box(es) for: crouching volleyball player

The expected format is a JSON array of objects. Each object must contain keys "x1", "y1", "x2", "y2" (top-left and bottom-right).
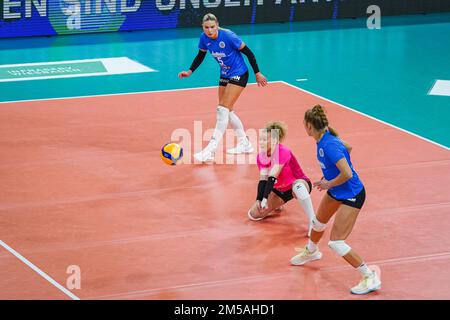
[
  {"x1": 248, "y1": 122, "x2": 315, "y2": 237},
  {"x1": 290, "y1": 105, "x2": 381, "y2": 295}
]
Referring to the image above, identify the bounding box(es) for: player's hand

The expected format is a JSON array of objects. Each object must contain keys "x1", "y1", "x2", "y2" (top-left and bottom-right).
[
  {"x1": 178, "y1": 70, "x2": 192, "y2": 79},
  {"x1": 255, "y1": 72, "x2": 268, "y2": 87},
  {"x1": 261, "y1": 198, "x2": 268, "y2": 209},
  {"x1": 314, "y1": 178, "x2": 332, "y2": 191}
]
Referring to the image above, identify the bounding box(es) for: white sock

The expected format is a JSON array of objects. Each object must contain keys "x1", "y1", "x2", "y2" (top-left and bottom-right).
[
  {"x1": 293, "y1": 181, "x2": 315, "y2": 225},
  {"x1": 208, "y1": 106, "x2": 230, "y2": 149},
  {"x1": 307, "y1": 239, "x2": 317, "y2": 252},
  {"x1": 357, "y1": 263, "x2": 373, "y2": 277},
  {"x1": 228, "y1": 111, "x2": 248, "y2": 142}
]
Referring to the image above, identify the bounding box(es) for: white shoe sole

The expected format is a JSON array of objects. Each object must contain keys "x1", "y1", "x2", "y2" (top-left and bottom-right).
[
  {"x1": 350, "y1": 283, "x2": 381, "y2": 295},
  {"x1": 290, "y1": 252, "x2": 323, "y2": 266}
]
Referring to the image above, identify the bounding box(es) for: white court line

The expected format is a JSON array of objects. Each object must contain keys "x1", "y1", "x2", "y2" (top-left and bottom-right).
[
  {"x1": 0, "y1": 81, "x2": 264, "y2": 104},
  {"x1": 0, "y1": 239, "x2": 80, "y2": 300},
  {"x1": 0, "y1": 81, "x2": 267, "y2": 104},
  {"x1": 279, "y1": 80, "x2": 450, "y2": 151},
  {"x1": 1, "y1": 80, "x2": 447, "y2": 150},
  {"x1": 428, "y1": 80, "x2": 450, "y2": 96},
  {"x1": 0, "y1": 83, "x2": 236, "y2": 104}
]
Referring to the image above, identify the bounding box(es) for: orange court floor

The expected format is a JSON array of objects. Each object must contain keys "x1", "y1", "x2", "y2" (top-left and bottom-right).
[{"x1": 0, "y1": 82, "x2": 449, "y2": 300}]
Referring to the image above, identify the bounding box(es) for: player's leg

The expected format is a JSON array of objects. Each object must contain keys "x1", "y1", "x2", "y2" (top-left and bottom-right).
[
  {"x1": 219, "y1": 73, "x2": 247, "y2": 111},
  {"x1": 329, "y1": 205, "x2": 362, "y2": 267},
  {"x1": 227, "y1": 110, "x2": 254, "y2": 154},
  {"x1": 328, "y1": 190, "x2": 380, "y2": 294},
  {"x1": 310, "y1": 192, "x2": 341, "y2": 244},
  {"x1": 218, "y1": 84, "x2": 226, "y2": 101},
  {"x1": 290, "y1": 192, "x2": 340, "y2": 265},
  {"x1": 292, "y1": 179, "x2": 314, "y2": 237},
  {"x1": 223, "y1": 74, "x2": 254, "y2": 154},
  {"x1": 193, "y1": 79, "x2": 231, "y2": 162}
]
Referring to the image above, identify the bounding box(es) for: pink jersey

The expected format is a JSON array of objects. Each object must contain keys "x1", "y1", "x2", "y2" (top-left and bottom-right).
[{"x1": 257, "y1": 144, "x2": 309, "y2": 192}]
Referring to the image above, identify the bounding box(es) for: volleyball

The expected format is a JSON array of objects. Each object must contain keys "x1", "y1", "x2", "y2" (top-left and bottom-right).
[{"x1": 161, "y1": 143, "x2": 183, "y2": 165}]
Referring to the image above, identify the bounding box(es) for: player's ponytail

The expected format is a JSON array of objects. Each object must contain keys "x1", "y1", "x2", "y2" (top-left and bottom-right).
[
  {"x1": 328, "y1": 126, "x2": 338, "y2": 137},
  {"x1": 304, "y1": 105, "x2": 338, "y2": 137},
  {"x1": 265, "y1": 121, "x2": 287, "y2": 142}
]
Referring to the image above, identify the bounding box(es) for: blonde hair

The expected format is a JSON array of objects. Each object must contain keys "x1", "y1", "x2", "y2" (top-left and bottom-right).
[
  {"x1": 304, "y1": 105, "x2": 338, "y2": 137},
  {"x1": 202, "y1": 13, "x2": 218, "y2": 24},
  {"x1": 264, "y1": 121, "x2": 287, "y2": 142}
]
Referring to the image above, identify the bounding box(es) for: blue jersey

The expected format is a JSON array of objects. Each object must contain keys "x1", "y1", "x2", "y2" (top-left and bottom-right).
[
  {"x1": 317, "y1": 131, "x2": 364, "y2": 200},
  {"x1": 198, "y1": 28, "x2": 248, "y2": 78}
]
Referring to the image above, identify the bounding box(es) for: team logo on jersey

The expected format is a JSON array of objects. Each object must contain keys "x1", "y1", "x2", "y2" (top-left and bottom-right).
[
  {"x1": 319, "y1": 161, "x2": 326, "y2": 169},
  {"x1": 319, "y1": 148, "x2": 324, "y2": 157},
  {"x1": 211, "y1": 51, "x2": 226, "y2": 58},
  {"x1": 219, "y1": 41, "x2": 226, "y2": 48}
]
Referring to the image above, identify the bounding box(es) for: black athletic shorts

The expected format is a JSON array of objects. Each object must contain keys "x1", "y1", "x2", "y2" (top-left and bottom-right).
[
  {"x1": 219, "y1": 71, "x2": 249, "y2": 88},
  {"x1": 272, "y1": 180, "x2": 313, "y2": 203},
  {"x1": 327, "y1": 187, "x2": 366, "y2": 209}
]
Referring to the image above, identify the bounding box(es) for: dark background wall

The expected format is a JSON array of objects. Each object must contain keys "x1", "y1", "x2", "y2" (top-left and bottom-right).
[{"x1": 1, "y1": 0, "x2": 450, "y2": 38}]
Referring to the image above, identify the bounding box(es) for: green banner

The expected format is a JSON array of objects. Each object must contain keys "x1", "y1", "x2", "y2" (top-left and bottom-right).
[{"x1": 0, "y1": 61, "x2": 107, "y2": 81}]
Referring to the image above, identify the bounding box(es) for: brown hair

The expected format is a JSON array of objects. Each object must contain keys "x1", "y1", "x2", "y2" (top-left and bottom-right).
[
  {"x1": 304, "y1": 105, "x2": 338, "y2": 137},
  {"x1": 202, "y1": 13, "x2": 218, "y2": 24},
  {"x1": 264, "y1": 121, "x2": 287, "y2": 142}
]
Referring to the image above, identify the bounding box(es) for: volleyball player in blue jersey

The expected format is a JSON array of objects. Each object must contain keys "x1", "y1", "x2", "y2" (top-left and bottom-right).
[
  {"x1": 178, "y1": 13, "x2": 268, "y2": 162},
  {"x1": 291, "y1": 105, "x2": 381, "y2": 295}
]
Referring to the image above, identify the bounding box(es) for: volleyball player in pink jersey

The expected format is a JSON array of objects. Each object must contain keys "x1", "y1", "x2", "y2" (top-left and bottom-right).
[{"x1": 248, "y1": 121, "x2": 315, "y2": 237}]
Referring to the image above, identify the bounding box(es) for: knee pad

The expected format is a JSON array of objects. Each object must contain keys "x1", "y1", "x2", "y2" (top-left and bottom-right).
[
  {"x1": 312, "y1": 216, "x2": 327, "y2": 232},
  {"x1": 328, "y1": 240, "x2": 351, "y2": 257},
  {"x1": 293, "y1": 180, "x2": 310, "y2": 201},
  {"x1": 217, "y1": 106, "x2": 230, "y2": 122}
]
